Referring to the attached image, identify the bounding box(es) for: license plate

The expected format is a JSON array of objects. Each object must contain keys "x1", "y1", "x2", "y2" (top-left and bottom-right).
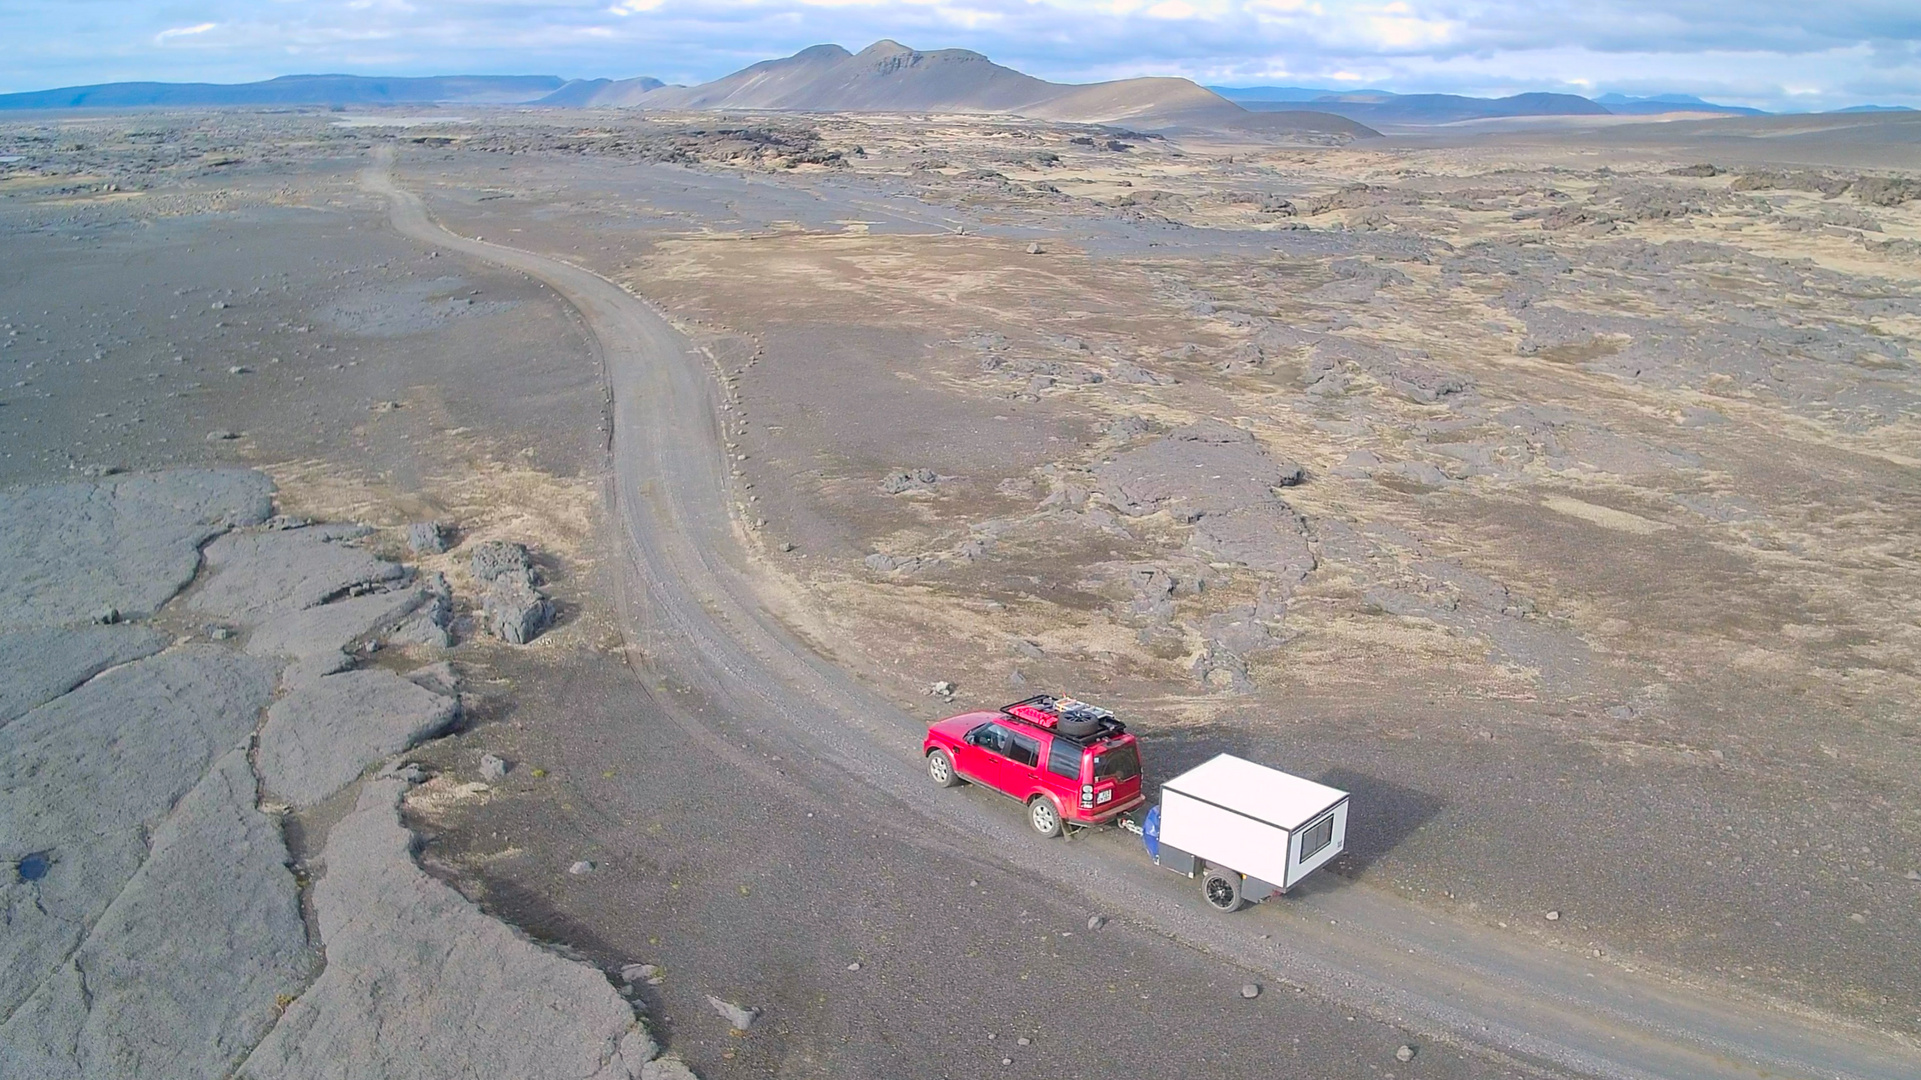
[{"x1": 1096, "y1": 789, "x2": 1113, "y2": 804}]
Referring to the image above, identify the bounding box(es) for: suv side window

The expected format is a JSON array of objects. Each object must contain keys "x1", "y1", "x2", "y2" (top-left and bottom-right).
[
  {"x1": 1007, "y1": 732, "x2": 1041, "y2": 768},
  {"x1": 967, "y1": 722, "x2": 1010, "y2": 756},
  {"x1": 1045, "y1": 737, "x2": 1082, "y2": 779}
]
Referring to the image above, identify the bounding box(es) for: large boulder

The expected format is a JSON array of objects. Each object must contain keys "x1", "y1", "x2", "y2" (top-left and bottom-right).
[
  {"x1": 405, "y1": 522, "x2": 450, "y2": 555},
  {"x1": 483, "y1": 577, "x2": 555, "y2": 646},
  {"x1": 469, "y1": 540, "x2": 535, "y2": 587}
]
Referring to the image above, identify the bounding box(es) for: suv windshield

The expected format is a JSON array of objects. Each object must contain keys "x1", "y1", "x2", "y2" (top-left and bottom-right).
[{"x1": 1092, "y1": 742, "x2": 1140, "y2": 782}]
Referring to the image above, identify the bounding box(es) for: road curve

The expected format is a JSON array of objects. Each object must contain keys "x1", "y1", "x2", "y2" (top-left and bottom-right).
[{"x1": 362, "y1": 146, "x2": 1921, "y2": 1080}]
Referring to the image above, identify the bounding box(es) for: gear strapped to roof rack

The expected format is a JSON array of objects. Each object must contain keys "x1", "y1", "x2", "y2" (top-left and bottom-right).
[{"x1": 1000, "y1": 694, "x2": 1125, "y2": 741}]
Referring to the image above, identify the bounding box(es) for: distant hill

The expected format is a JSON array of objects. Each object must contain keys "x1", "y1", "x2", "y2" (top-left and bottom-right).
[
  {"x1": 536, "y1": 77, "x2": 660, "y2": 107},
  {"x1": 0, "y1": 74, "x2": 566, "y2": 110},
  {"x1": 1215, "y1": 85, "x2": 1766, "y2": 123},
  {"x1": 1830, "y1": 104, "x2": 1917, "y2": 113},
  {"x1": 1594, "y1": 93, "x2": 1764, "y2": 116},
  {"x1": 1246, "y1": 91, "x2": 1609, "y2": 125},
  {"x1": 1209, "y1": 85, "x2": 1387, "y2": 103},
  {"x1": 615, "y1": 42, "x2": 1057, "y2": 113},
  {"x1": 549, "y1": 40, "x2": 1374, "y2": 135}
]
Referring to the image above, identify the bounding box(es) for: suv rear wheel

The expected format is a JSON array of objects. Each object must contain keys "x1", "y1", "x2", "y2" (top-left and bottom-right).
[
  {"x1": 927, "y1": 749, "x2": 962, "y2": 788},
  {"x1": 1027, "y1": 796, "x2": 1063, "y2": 838},
  {"x1": 1202, "y1": 868, "x2": 1244, "y2": 912}
]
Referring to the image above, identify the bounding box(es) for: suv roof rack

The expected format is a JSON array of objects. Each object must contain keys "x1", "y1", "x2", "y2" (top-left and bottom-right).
[{"x1": 1000, "y1": 694, "x2": 1128, "y2": 743}]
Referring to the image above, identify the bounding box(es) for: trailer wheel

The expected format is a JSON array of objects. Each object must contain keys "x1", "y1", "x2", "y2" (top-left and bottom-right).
[
  {"x1": 1202, "y1": 868, "x2": 1244, "y2": 912},
  {"x1": 926, "y1": 750, "x2": 963, "y2": 788},
  {"x1": 1027, "y1": 796, "x2": 1064, "y2": 838}
]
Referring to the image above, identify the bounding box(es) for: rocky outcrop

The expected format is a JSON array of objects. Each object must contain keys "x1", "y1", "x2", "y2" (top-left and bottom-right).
[
  {"x1": 483, "y1": 577, "x2": 555, "y2": 645},
  {"x1": 406, "y1": 521, "x2": 450, "y2": 554},
  {"x1": 470, "y1": 539, "x2": 535, "y2": 586},
  {"x1": 470, "y1": 540, "x2": 555, "y2": 644}
]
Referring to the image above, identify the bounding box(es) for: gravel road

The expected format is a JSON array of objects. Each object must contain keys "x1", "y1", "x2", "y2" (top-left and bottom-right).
[{"x1": 364, "y1": 145, "x2": 1921, "y2": 1080}]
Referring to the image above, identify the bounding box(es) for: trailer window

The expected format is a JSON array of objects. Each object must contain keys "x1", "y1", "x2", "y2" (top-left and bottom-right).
[
  {"x1": 1092, "y1": 743, "x2": 1140, "y2": 782},
  {"x1": 1045, "y1": 738, "x2": 1081, "y2": 779},
  {"x1": 1300, "y1": 812, "x2": 1335, "y2": 860}
]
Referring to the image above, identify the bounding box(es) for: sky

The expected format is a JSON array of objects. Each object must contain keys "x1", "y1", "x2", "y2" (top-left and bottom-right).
[{"x1": 6, "y1": 1, "x2": 1920, "y2": 111}]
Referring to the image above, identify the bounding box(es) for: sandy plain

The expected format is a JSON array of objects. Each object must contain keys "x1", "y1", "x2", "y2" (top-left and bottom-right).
[{"x1": 2, "y1": 105, "x2": 1918, "y2": 1078}]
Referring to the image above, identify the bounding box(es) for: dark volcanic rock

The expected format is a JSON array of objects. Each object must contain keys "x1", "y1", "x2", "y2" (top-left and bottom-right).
[
  {"x1": 879, "y1": 468, "x2": 939, "y2": 494},
  {"x1": 483, "y1": 577, "x2": 555, "y2": 645},
  {"x1": 469, "y1": 540, "x2": 535, "y2": 586},
  {"x1": 406, "y1": 522, "x2": 450, "y2": 555}
]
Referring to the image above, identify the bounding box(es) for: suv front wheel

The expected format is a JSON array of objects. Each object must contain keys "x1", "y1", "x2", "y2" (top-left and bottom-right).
[
  {"x1": 1027, "y1": 796, "x2": 1063, "y2": 838},
  {"x1": 927, "y1": 750, "x2": 963, "y2": 788}
]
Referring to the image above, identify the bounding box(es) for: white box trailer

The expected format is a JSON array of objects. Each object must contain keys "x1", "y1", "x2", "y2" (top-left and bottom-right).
[{"x1": 1148, "y1": 753, "x2": 1348, "y2": 911}]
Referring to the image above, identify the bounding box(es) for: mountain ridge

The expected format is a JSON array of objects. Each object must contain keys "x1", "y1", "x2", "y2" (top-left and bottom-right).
[
  {"x1": 0, "y1": 74, "x2": 566, "y2": 110},
  {"x1": 555, "y1": 40, "x2": 1320, "y2": 132},
  {"x1": 1211, "y1": 85, "x2": 1768, "y2": 120}
]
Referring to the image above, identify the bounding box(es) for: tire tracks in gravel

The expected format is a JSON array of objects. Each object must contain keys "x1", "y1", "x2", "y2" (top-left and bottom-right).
[{"x1": 362, "y1": 145, "x2": 1921, "y2": 1080}]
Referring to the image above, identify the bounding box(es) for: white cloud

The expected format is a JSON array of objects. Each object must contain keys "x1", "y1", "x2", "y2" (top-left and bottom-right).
[{"x1": 154, "y1": 22, "x2": 218, "y2": 43}]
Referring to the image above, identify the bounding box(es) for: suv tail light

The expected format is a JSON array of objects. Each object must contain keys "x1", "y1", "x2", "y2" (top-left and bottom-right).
[{"x1": 1080, "y1": 784, "x2": 1094, "y2": 809}]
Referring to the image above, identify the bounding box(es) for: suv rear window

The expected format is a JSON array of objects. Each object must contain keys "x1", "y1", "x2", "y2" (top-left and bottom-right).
[
  {"x1": 1092, "y1": 742, "x2": 1140, "y2": 782},
  {"x1": 1045, "y1": 738, "x2": 1081, "y2": 779}
]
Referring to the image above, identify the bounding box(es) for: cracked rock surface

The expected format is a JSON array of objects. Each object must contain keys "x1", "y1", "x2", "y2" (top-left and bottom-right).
[
  {"x1": 0, "y1": 469, "x2": 274, "y2": 628},
  {"x1": 239, "y1": 778, "x2": 658, "y2": 1080},
  {"x1": 258, "y1": 669, "x2": 461, "y2": 806},
  {"x1": 191, "y1": 526, "x2": 408, "y2": 623},
  {"x1": 0, "y1": 646, "x2": 280, "y2": 1021},
  {"x1": 1, "y1": 470, "x2": 677, "y2": 1080},
  {"x1": 0, "y1": 625, "x2": 169, "y2": 728},
  {"x1": 0, "y1": 749, "x2": 314, "y2": 1080}
]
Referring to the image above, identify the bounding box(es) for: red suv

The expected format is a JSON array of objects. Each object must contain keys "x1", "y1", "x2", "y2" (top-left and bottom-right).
[{"x1": 923, "y1": 695, "x2": 1146, "y2": 837}]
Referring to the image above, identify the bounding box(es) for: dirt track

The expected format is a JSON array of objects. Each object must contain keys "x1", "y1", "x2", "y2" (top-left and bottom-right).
[{"x1": 365, "y1": 145, "x2": 1921, "y2": 1080}]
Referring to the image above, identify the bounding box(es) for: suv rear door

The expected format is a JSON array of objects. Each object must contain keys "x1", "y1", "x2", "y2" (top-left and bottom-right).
[
  {"x1": 1041, "y1": 734, "x2": 1083, "y2": 806},
  {"x1": 1088, "y1": 738, "x2": 1143, "y2": 810}
]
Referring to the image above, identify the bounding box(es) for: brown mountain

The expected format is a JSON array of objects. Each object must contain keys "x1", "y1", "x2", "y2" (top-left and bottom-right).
[{"x1": 548, "y1": 40, "x2": 1377, "y2": 137}]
